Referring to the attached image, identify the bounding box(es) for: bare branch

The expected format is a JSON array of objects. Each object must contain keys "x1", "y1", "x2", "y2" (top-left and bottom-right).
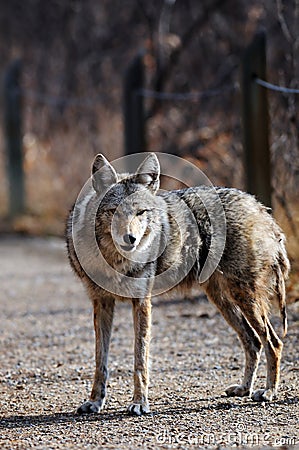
[
  {"x1": 158, "y1": 0, "x2": 176, "y2": 68},
  {"x1": 274, "y1": 192, "x2": 298, "y2": 238},
  {"x1": 276, "y1": 0, "x2": 292, "y2": 43},
  {"x1": 147, "y1": 0, "x2": 230, "y2": 118}
]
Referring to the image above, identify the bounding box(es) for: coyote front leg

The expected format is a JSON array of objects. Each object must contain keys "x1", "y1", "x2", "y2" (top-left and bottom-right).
[
  {"x1": 77, "y1": 294, "x2": 115, "y2": 414},
  {"x1": 128, "y1": 297, "x2": 151, "y2": 416}
]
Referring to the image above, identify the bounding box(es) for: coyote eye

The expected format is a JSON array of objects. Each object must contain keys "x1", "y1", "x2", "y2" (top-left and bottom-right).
[{"x1": 136, "y1": 209, "x2": 147, "y2": 216}]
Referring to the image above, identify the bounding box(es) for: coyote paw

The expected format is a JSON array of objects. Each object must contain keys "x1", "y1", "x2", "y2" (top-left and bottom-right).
[
  {"x1": 127, "y1": 402, "x2": 150, "y2": 416},
  {"x1": 77, "y1": 399, "x2": 105, "y2": 415},
  {"x1": 225, "y1": 384, "x2": 250, "y2": 397},
  {"x1": 251, "y1": 389, "x2": 276, "y2": 402}
]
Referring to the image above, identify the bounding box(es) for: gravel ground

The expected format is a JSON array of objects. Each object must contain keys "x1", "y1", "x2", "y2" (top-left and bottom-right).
[{"x1": 0, "y1": 236, "x2": 298, "y2": 449}]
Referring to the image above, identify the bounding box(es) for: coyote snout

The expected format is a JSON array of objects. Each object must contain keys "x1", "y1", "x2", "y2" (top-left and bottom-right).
[{"x1": 66, "y1": 152, "x2": 290, "y2": 416}]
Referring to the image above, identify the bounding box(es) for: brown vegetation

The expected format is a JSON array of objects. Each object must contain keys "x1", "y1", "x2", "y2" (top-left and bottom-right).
[{"x1": 0, "y1": 1, "x2": 298, "y2": 278}]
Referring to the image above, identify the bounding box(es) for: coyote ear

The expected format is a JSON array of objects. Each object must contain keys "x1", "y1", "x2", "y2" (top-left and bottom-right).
[
  {"x1": 91, "y1": 154, "x2": 117, "y2": 193},
  {"x1": 135, "y1": 153, "x2": 160, "y2": 193}
]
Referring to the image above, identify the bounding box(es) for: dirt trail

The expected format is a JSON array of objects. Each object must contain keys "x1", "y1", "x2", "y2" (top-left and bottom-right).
[{"x1": 0, "y1": 236, "x2": 298, "y2": 449}]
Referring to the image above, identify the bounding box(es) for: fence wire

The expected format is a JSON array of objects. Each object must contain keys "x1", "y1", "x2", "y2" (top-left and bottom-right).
[
  {"x1": 255, "y1": 77, "x2": 299, "y2": 95},
  {"x1": 16, "y1": 76, "x2": 299, "y2": 109},
  {"x1": 17, "y1": 83, "x2": 238, "y2": 108},
  {"x1": 19, "y1": 87, "x2": 104, "y2": 107},
  {"x1": 137, "y1": 83, "x2": 237, "y2": 101},
  {"x1": 19, "y1": 76, "x2": 299, "y2": 108}
]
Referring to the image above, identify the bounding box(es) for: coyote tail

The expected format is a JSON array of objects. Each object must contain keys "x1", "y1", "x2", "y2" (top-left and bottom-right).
[
  {"x1": 277, "y1": 268, "x2": 287, "y2": 338},
  {"x1": 275, "y1": 245, "x2": 290, "y2": 338}
]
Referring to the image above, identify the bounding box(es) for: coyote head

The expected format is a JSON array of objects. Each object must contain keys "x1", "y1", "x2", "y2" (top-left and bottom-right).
[{"x1": 92, "y1": 153, "x2": 166, "y2": 260}]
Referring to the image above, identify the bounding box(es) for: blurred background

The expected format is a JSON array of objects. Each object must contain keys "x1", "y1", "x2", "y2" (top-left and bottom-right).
[{"x1": 0, "y1": 1, "x2": 298, "y2": 280}]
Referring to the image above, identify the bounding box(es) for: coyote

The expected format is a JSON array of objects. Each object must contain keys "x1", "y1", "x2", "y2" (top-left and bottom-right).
[{"x1": 66, "y1": 152, "x2": 289, "y2": 416}]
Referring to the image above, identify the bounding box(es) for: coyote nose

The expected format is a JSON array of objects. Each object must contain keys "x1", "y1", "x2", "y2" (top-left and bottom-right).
[{"x1": 123, "y1": 234, "x2": 136, "y2": 245}]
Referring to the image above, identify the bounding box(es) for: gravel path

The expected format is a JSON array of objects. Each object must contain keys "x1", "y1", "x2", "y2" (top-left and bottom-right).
[{"x1": 0, "y1": 236, "x2": 298, "y2": 449}]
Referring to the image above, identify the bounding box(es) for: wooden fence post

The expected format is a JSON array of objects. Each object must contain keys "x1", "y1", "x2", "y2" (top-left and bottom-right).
[
  {"x1": 123, "y1": 53, "x2": 146, "y2": 155},
  {"x1": 241, "y1": 31, "x2": 271, "y2": 208},
  {"x1": 4, "y1": 59, "x2": 25, "y2": 218}
]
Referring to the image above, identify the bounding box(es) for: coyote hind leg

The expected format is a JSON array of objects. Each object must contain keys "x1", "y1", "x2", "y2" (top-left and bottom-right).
[
  {"x1": 206, "y1": 277, "x2": 262, "y2": 398},
  {"x1": 224, "y1": 314, "x2": 262, "y2": 398},
  {"x1": 251, "y1": 317, "x2": 283, "y2": 402},
  {"x1": 229, "y1": 284, "x2": 283, "y2": 402}
]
